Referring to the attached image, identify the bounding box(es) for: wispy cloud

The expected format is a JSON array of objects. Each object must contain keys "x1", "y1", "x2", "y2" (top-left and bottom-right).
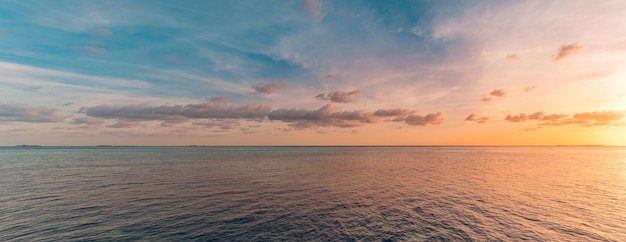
[
  {"x1": 480, "y1": 89, "x2": 506, "y2": 102},
  {"x1": 552, "y1": 43, "x2": 584, "y2": 62},
  {"x1": 465, "y1": 113, "x2": 491, "y2": 124},
  {"x1": 269, "y1": 104, "x2": 442, "y2": 128},
  {"x1": 23, "y1": 86, "x2": 42, "y2": 92},
  {"x1": 489, "y1": 89, "x2": 506, "y2": 97},
  {"x1": 523, "y1": 85, "x2": 536, "y2": 92},
  {"x1": 70, "y1": 117, "x2": 104, "y2": 125},
  {"x1": 107, "y1": 121, "x2": 141, "y2": 128},
  {"x1": 267, "y1": 104, "x2": 376, "y2": 128},
  {"x1": 251, "y1": 81, "x2": 286, "y2": 95},
  {"x1": 0, "y1": 103, "x2": 65, "y2": 123},
  {"x1": 403, "y1": 112, "x2": 445, "y2": 126},
  {"x1": 505, "y1": 111, "x2": 625, "y2": 127},
  {"x1": 314, "y1": 89, "x2": 363, "y2": 103},
  {"x1": 81, "y1": 102, "x2": 272, "y2": 121},
  {"x1": 480, "y1": 97, "x2": 493, "y2": 102},
  {"x1": 192, "y1": 120, "x2": 240, "y2": 130}
]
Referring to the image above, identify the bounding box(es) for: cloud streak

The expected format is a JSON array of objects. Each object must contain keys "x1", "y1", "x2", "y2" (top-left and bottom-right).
[
  {"x1": 268, "y1": 104, "x2": 443, "y2": 128},
  {"x1": 465, "y1": 113, "x2": 491, "y2": 124},
  {"x1": 552, "y1": 43, "x2": 584, "y2": 62},
  {"x1": 81, "y1": 102, "x2": 272, "y2": 122},
  {"x1": 80, "y1": 101, "x2": 445, "y2": 130},
  {"x1": 0, "y1": 103, "x2": 65, "y2": 123},
  {"x1": 314, "y1": 89, "x2": 363, "y2": 103},
  {"x1": 505, "y1": 111, "x2": 625, "y2": 126},
  {"x1": 251, "y1": 81, "x2": 286, "y2": 95},
  {"x1": 489, "y1": 89, "x2": 506, "y2": 97}
]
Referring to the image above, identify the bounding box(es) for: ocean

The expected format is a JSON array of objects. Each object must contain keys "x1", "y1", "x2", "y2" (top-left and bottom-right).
[{"x1": 1, "y1": 146, "x2": 625, "y2": 241}]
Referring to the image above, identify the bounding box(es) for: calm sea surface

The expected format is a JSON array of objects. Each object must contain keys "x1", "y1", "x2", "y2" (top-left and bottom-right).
[{"x1": 1, "y1": 146, "x2": 625, "y2": 241}]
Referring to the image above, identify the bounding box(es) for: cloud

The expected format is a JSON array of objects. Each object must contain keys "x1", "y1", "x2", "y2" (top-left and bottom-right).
[
  {"x1": 251, "y1": 81, "x2": 286, "y2": 95},
  {"x1": 267, "y1": 104, "x2": 376, "y2": 128},
  {"x1": 70, "y1": 117, "x2": 104, "y2": 125},
  {"x1": 107, "y1": 121, "x2": 140, "y2": 128},
  {"x1": 192, "y1": 120, "x2": 240, "y2": 130},
  {"x1": 80, "y1": 101, "x2": 443, "y2": 130},
  {"x1": 505, "y1": 111, "x2": 625, "y2": 126},
  {"x1": 267, "y1": 104, "x2": 442, "y2": 128},
  {"x1": 373, "y1": 108, "x2": 414, "y2": 117},
  {"x1": 570, "y1": 111, "x2": 626, "y2": 126},
  {"x1": 325, "y1": 74, "x2": 345, "y2": 83},
  {"x1": 481, "y1": 97, "x2": 493, "y2": 102},
  {"x1": 209, "y1": 95, "x2": 230, "y2": 102},
  {"x1": 82, "y1": 102, "x2": 272, "y2": 121},
  {"x1": 505, "y1": 111, "x2": 568, "y2": 123},
  {"x1": 23, "y1": 86, "x2": 42, "y2": 92},
  {"x1": 403, "y1": 112, "x2": 445, "y2": 126},
  {"x1": 523, "y1": 85, "x2": 536, "y2": 92},
  {"x1": 300, "y1": 0, "x2": 325, "y2": 21},
  {"x1": 315, "y1": 89, "x2": 363, "y2": 103},
  {"x1": 528, "y1": 112, "x2": 568, "y2": 121},
  {"x1": 465, "y1": 113, "x2": 490, "y2": 123},
  {"x1": 505, "y1": 113, "x2": 528, "y2": 122},
  {"x1": 552, "y1": 43, "x2": 584, "y2": 62},
  {"x1": 506, "y1": 53, "x2": 519, "y2": 60},
  {"x1": 489, "y1": 89, "x2": 506, "y2": 97},
  {"x1": 0, "y1": 103, "x2": 65, "y2": 122}
]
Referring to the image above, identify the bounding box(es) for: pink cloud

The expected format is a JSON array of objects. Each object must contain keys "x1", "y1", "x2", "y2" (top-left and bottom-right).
[{"x1": 552, "y1": 43, "x2": 584, "y2": 62}]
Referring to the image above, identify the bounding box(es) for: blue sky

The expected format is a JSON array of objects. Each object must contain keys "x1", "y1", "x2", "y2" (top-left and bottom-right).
[{"x1": 1, "y1": 0, "x2": 625, "y2": 145}]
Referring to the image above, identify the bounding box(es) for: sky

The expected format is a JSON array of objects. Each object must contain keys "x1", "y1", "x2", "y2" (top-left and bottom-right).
[{"x1": 0, "y1": 0, "x2": 625, "y2": 146}]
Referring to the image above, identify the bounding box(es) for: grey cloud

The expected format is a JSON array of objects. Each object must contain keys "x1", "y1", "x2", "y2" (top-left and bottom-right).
[
  {"x1": 315, "y1": 89, "x2": 363, "y2": 103},
  {"x1": 81, "y1": 102, "x2": 271, "y2": 121},
  {"x1": 268, "y1": 104, "x2": 376, "y2": 128},
  {"x1": 373, "y1": 108, "x2": 414, "y2": 117},
  {"x1": 192, "y1": 120, "x2": 240, "y2": 130},
  {"x1": 71, "y1": 117, "x2": 104, "y2": 125},
  {"x1": 489, "y1": 89, "x2": 506, "y2": 97},
  {"x1": 251, "y1": 81, "x2": 285, "y2": 95},
  {"x1": 505, "y1": 113, "x2": 528, "y2": 122},
  {"x1": 403, "y1": 112, "x2": 445, "y2": 126},
  {"x1": 552, "y1": 43, "x2": 584, "y2": 62},
  {"x1": 107, "y1": 121, "x2": 140, "y2": 128},
  {"x1": 465, "y1": 113, "x2": 490, "y2": 124},
  {"x1": 23, "y1": 86, "x2": 42, "y2": 92},
  {"x1": 0, "y1": 103, "x2": 64, "y2": 123},
  {"x1": 81, "y1": 102, "x2": 444, "y2": 129}
]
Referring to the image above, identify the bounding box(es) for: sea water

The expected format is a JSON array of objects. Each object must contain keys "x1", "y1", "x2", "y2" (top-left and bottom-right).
[{"x1": 1, "y1": 146, "x2": 625, "y2": 241}]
